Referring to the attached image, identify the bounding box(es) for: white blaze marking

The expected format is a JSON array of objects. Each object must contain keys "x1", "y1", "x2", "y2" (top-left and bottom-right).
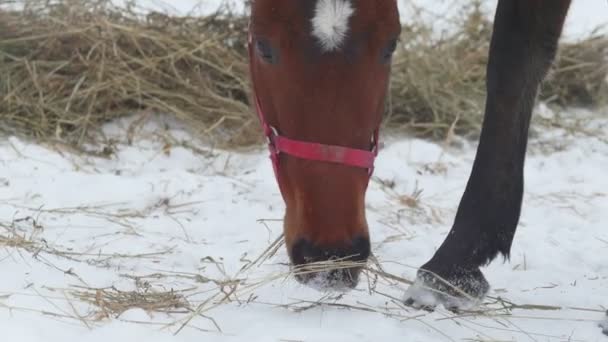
[{"x1": 311, "y1": 0, "x2": 354, "y2": 52}]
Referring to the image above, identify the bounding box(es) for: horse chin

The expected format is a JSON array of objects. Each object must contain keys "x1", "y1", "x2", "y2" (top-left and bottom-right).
[{"x1": 293, "y1": 267, "x2": 362, "y2": 292}]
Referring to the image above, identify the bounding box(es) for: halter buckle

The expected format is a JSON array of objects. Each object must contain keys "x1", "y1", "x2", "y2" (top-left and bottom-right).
[{"x1": 264, "y1": 125, "x2": 281, "y2": 177}]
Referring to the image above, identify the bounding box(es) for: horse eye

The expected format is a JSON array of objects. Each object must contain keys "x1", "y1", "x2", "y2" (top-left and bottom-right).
[
  {"x1": 381, "y1": 39, "x2": 398, "y2": 64},
  {"x1": 255, "y1": 38, "x2": 279, "y2": 65}
]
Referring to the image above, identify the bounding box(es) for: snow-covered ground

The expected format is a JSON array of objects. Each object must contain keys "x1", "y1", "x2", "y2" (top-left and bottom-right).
[
  {"x1": 1, "y1": 1, "x2": 607, "y2": 341},
  {"x1": 0, "y1": 110, "x2": 607, "y2": 341}
]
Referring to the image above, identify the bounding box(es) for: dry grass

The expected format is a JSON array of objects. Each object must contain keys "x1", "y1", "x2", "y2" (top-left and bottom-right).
[
  {"x1": 0, "y1": 0, "x2": 606, "y2": 151},
  {"x1": 386, "y1": 3, "x2": 608, "y2": 139},
  {"x1": 544, "y1": 34, "x2": 608, "y2": 107},
  {"x1": 72, "y1": 286, "x2": 191, "y2": 320},
  {"x1": 0, "y1": 0, "x2": 255, "y2": 150}
]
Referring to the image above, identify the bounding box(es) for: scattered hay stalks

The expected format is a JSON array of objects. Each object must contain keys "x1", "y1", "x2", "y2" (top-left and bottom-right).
[
  {"x1": 71, "y1": 286, "x2": 191, "y2": 320},
  {"x1": 0, "y1": 0, "x2": 606, "y2": 150},
  {"x1": 2, "y1": 225, "x2": 605, "y2": 337},
  {"x1": 0, "y1": 230, "x2": 37, "y2": 250}
]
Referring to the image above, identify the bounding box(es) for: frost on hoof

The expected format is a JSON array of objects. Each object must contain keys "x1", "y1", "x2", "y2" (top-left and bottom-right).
[
  {"x1": 404, "y1": 278, "x2": 483, "y2": 312},
  {"x1": 300, "y1": 270, "x2": 358, "y2": 292},
  {"x1": 403, "y1": 267, "x2": 489, "y2": 312}
]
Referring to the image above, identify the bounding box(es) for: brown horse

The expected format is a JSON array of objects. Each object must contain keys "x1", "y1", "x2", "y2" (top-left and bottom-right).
[{"x1": 248, "y1": 0, "x2": 607, "y2": 333}]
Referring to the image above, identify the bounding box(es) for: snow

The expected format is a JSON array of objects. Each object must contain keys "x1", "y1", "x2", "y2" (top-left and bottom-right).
[
  {"x1": 1, "y1": 110, "x2": 607, "y2": 341},
  {"x1": 1, "y1": 1, "x2": 607, "y2": 341},
  {"x1": 404, "y1": 277, "x2": 484, "y2": 312}
]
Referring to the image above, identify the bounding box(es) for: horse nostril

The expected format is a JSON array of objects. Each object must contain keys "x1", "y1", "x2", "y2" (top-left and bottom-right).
[
  {"x1": 350, "y1": 236, "x2": 371, "y2": 262},
  {"x1": 290, "y1": 237, "x2": 370, "y2": 266},
  {"x1": 289, "y1": 236, "x2": 371, "y2": 290},
  {"x1": 290, "y1": 239, "x2": 316, "y2": 266}
]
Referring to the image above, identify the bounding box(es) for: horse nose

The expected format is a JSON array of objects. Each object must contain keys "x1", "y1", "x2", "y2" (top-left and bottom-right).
[{"x1": 290, "y1": 237, "x2": 371, "y2": 290}]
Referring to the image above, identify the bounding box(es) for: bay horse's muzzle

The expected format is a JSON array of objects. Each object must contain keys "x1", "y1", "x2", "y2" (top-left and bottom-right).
[{"x1": 290, "y1": 237, "x2": 370, "y2": 290}]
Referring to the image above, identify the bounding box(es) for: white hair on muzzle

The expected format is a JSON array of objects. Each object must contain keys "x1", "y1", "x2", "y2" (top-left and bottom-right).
[{"x1": 311, "y1": 0, "x2": 354, "y2": 52}]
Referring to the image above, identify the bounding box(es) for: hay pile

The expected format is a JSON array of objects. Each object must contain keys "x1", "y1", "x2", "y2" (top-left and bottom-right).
[
  {"x1": 387, "y1": 4, "x2": 608, "y2": 139},
  {"x1": 0, "y1": 0, "x2": 254, "y2": 148},
  {"x1": 0, "y1": 0, "x2": 607, "y2": 149}
]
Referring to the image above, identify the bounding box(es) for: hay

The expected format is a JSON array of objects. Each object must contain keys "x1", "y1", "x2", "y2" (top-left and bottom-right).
[
  {"x1": 0, "y1": 0, "x2": 606, "y2": 149},
  {"x1": 0, "y1": 0, "x2": 255, "y2": 148},
  {"x1": 543, "y1": 34, "x2": 608, "y2": 107},
  {"x1": 386, "y1": 4, "x2": 608, "y2": 139},
  {"x1": 72, "y1": 286, "x2": 191, "y2": 319}
]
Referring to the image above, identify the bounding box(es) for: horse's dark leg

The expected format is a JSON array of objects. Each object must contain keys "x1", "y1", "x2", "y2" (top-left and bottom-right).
[
  {"x1": 406, "y1": 0, "x2": 572, "y2": 306},
  {"x1": 602, "y1": 311, "x2": 608, "y2": 336}
]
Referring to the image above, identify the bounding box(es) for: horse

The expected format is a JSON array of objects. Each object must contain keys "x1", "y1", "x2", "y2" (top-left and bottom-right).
[{"x1": 247, "y1": 0, "x2": 607, "y2": 333}]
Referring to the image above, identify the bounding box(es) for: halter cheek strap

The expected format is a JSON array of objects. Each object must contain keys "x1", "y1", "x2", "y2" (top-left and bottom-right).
[{"x1": 248, "y1": 30, "x2": 380, "y2": 183}]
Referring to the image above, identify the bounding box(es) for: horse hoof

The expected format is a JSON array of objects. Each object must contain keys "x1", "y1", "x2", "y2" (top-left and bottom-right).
[{"x1": 403, "y1": 265, "x2": 489, "y2": 312}]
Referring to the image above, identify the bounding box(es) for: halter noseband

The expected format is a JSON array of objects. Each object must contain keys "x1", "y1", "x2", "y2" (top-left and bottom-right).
[{"x1": 247, "y1": 30, "x2": 380, "y2": 183}]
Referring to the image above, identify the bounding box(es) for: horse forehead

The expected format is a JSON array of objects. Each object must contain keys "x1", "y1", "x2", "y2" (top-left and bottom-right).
[
  {"x1": 311, "y1": 0, "x2": 355, "y2": 52},
  {"x1": 252, "y1": 0, "x2": 398, "y2": 54}
]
